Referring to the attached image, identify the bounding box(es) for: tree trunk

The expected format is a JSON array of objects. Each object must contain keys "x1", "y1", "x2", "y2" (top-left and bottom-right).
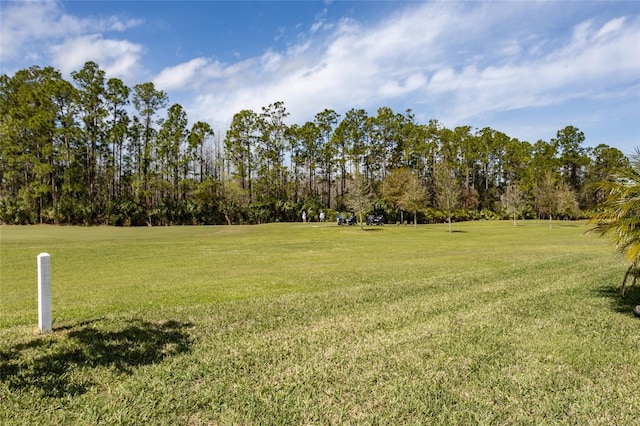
[{"x1": 621, "y1": 262, "x2": 639, "y2": 295}]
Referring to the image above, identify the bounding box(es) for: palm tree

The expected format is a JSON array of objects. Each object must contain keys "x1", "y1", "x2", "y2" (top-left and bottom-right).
[{"x1": 589, "y1": 148, "x2": 640, "y2": 295}]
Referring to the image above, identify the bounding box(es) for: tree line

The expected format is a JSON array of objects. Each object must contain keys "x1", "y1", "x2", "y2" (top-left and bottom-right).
[{"x1": 0, "y1": 62, "x2": 632, "y2": 226}]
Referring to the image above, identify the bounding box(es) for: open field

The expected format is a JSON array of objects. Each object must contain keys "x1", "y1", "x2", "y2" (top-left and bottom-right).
[{"x1": 1, "y1": 221, "x2": 639, "y2": 424}]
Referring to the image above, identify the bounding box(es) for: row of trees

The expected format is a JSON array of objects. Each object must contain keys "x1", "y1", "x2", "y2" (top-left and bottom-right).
[{"x1": 0, "y1": 62, "x2": 633, "y2": 226}]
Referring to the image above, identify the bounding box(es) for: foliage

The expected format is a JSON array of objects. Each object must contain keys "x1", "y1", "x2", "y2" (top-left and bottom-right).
[
  {"x1": 502, "y1": 184, "x2": 525, "y2": 226},
  {"x1": 433, "y1": 161, "x2": 460, "y2": 232},
  {"x1": 536, "y1": 171, "x2": 580, "y2": 228},
  {"x1": 0, "y1": 62, "x2": 632, "y2": 226},
  {"x1": 382, "y1": 168, "x2": 413, "y2": 223},
  {"x1": 345, "y1": 173, "x2": 374, "y2": 230},
  {"x1": 589, "y1": 148, "x2": 640, "y2": 293},
  {"x1": 399, "y1": 171, "x2": 428, "y2": 226}
]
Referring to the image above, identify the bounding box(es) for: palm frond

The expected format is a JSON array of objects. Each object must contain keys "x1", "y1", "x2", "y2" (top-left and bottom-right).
[{"x1": 588, "y1": 147, "x2": 640, "y2": 266}]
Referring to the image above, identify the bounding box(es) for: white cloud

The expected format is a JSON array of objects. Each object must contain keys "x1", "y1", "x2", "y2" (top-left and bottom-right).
[
  {"x1": 499, "y1": 40, "x2": 524, "y2": 57},
  {"x1": 596, "y1": 17, "x2": 627, "y2": 39},
  {"x1": 420, "y1": 11, "x2": 640, "y2": 124},
  {"x1": 1, "y1": 0, "x2": 143, "y2": 78},
  {"x1": 179, "y1": 4, "x2": 458, "y2": 126},
  {"x1": 177, "y1": 2, "x2": 638, "y2": 149},
  {"x1": 260, "y1": 50, "x2": 284, "y2": 73},
  {"x1": 50, "y1": 35, "x2": 145, "y2": 81},
  {"x1": 1, "y1": 1, "x2": 68, "y2": 59},
  {"x1": 3, "y1": 1, "x2": 637, "y2": 150},
  {"x1": 310, "y1": 19, "x2": 325, "y2": 34},
  {"x1": 154, "y1": 58, "x2": 210, "y2": 91},
  {"x1": 379, "y1": 73, "x2": 428, "y2": 98}
]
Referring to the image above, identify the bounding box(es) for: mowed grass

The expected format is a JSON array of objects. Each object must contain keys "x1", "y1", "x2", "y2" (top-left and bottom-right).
[{"x1": 1, "y1": 221, "x2": 639, "y2": 425}]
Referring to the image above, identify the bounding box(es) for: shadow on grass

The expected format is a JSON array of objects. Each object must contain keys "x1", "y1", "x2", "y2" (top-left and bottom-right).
[
  {"x1": 0, "y1": 318, "x2": 193, "y2": 398},
  {"x1": 595, "y1": 284, "x2": 640, "y2": 317}
]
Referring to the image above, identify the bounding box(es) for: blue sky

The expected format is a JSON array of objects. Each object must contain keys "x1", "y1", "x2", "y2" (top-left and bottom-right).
[{"x1": 1, "y1": 1, "x2": 639, "y2": 155}]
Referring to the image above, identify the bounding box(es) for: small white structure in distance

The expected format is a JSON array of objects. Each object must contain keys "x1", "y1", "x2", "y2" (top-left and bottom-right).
[{"x1": 37, "y1": 253, "x2": 52, "y2": 334}]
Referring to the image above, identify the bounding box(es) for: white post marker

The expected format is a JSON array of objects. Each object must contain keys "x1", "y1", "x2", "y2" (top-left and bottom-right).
[{"x1": 37, "y1": 253, "x2": 52, "y2": 334}]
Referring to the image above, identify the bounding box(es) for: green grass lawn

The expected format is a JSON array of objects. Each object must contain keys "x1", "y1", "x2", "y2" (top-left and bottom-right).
[{"x1": 1, "y1": 221, "x2": 639, "y2": 424}]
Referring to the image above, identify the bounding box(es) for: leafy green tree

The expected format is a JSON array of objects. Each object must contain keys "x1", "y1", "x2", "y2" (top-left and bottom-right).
[
  {"x1": 0, "y1": 66, "x2": 62, "y2": 223},
  {"x1": 295, "y1": 121, "x2": 321, "y2": 198},
  {"x1": 315, "y1": 109, "x2": 339, "y2": 207},
  {"x1": 382, "y1": 168, "x2": 426, "y2": 224},
  {"x1": 346, "y1": 172, "x2": 374, "y2": 231},
  {"x1": 127, "y1": 115, "x2": 144, "y2": 186},
  {"x1": 584, "y1": 144, "x2": 630, "y2": 208},
  {"x1": 48, "y1": 76, "x2": 81, "y2": 205},
  {"x1": 502, "y1": 184, "x2": 525, "y2": 226},
  {"x1": 192, "y1": 177, "x2": 221, "y2": 224},
  {"x1": 224, "y1": 109, "x2": 259, "y2": 202},
  {"x1": 400, "y1": 115, "x2": 434, "y2": 180},
  {"x1": 219, "y1": 179, "x2": 248, "y2": 225},
  {"x1": 399, "y1": 172, "x2": 428, "y2": 226},
  {"x1": 104, "y1": 77, "x2": 130, "y2": 200},
  {"x1": 503, "y1": 138, "x2": 532, "y2": 187},
  {"x1": 187, "y1": 121, "x2": 215, "y2": 183},
  {"x1": 334, "y1": 108, "x2": 368, "y2": 198},
  {"x1": 284, "y1": 123, "x2": 304, "y2": 202},
  {"x1": 132, "y1": 81, "x2": 168, "y2": 202},
  {"x1": 535, "y1": 171, "x2": 579, "y2": 228},
  {"x1": 437, "y1": 127, "x2": 460, "y2": 170},
  {"x1": 157, "y1": 103, "x2": 188, "y2": 201},
  {"x1": 527, "y1": 139, "x2": 559, "y2": 193},
  {"x1": 372, "y1": 106, "x2": 404, "y2": 172},
  {"x1": 556, "y1": 182, "x2": 580, "y2": 222},
  {"x1": 363, "y1": 114, "x2": 386, "y2": 183},
  {"x1": 454, "y1": 125, "x2": 476, "y2": 192},
  {"x1": 474, "y1": 127, "x2": 509, "y2": 209},
  {"x1": 433, "y1": 161, "x2": 460, "y2": 233},
  {"x1": 72, "y1": 61, "x2": 108, "y2": 202},
  {"x1": 554, "y1": 125, "x2": 589, "y2": 194},
  {"x1": 536, "y1": 171, "x2": 560, "y2": 228},
  {"x1": 382, "y1": 168, "x2": 410, "y2": 223},
  {"x1": 589, "y1": 149, "x2": 640, "y2": 294},
  {"x1": 257, "y1": 101, "x2": 289, "y2": 203}
]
